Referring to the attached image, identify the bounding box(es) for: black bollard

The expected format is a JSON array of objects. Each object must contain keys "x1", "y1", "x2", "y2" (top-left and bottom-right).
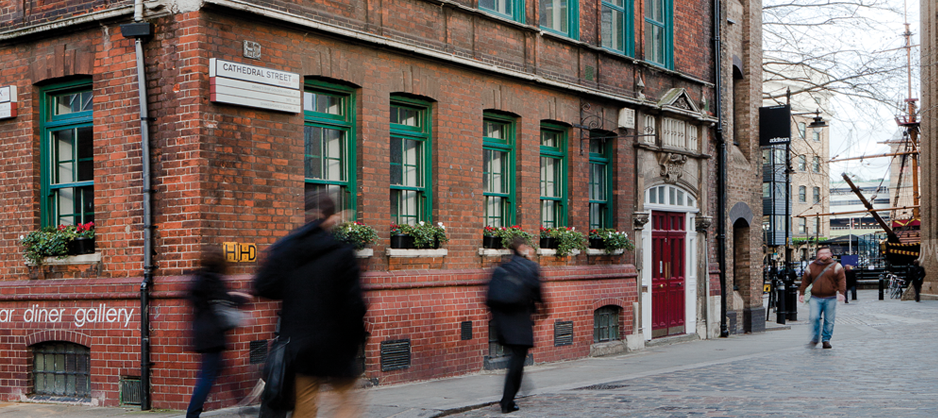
[
  {"x1": 776, "y1": 279, "x2": 786, "y2": 324},
  {"x1": 879, "y1": 275, "x2": 885, "y2": 300},
  {"x1": 785, "y1": 269, "x2": 798, "y2": 321}
]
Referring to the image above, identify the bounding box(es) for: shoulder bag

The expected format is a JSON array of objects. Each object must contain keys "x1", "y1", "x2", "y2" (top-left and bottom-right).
[
  {"x1": 210, "y1": 299, "x2": 245, "y2": 330},
  {"x1": 261, "y1": 337, "x2": 295, "y2": 411},
  {"x1": 804, "y1": 263, "x2": 835, "y2": 304}
]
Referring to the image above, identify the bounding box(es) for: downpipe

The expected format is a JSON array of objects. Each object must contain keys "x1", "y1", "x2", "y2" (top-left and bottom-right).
[
  {"x1": 713, "y1": 0, "x2": 729, "y2": 338},
  {"x1": 123, "y1": 1, "x2": 155, "y2": 410}
]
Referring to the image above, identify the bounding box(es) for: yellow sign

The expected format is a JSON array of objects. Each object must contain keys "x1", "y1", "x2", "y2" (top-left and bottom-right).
[{"x1": 223, "y1": 242, "x2": 257, "y2": 263}]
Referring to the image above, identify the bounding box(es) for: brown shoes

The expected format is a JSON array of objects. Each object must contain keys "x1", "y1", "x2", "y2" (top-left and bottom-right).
[{"x1": 822, "y1": 341, "x2": 832, "y2": 349}]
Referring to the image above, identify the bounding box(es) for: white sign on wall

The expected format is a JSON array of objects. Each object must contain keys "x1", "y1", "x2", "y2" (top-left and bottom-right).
[
  {"x1": 618, "y1": 107, "x2": 635, "y2": 129},
  {"x1": 209, "y1": 58, "x2": 301, "y2": 113},
  {"x1": 0, "y1": 85, "x2": 17, "y2": 120}
]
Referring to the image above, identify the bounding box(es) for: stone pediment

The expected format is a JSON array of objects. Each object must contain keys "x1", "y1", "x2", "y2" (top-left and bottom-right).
[{"x1": 657, "y1": 88, "x2": 700, "y2": 114}]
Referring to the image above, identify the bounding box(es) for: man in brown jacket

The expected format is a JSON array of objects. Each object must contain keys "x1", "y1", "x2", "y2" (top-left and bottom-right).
[{"x1": 798, "y1": 247, "x2": 846, "y2": 349}]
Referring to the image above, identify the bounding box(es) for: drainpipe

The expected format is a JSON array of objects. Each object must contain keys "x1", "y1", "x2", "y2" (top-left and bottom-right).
[
  {"x1": 712, "y1": 0, "x2": 729, "y2": 338},
  {"x1": 121, "y1": 2, "x2": 154, "y2": 410}
]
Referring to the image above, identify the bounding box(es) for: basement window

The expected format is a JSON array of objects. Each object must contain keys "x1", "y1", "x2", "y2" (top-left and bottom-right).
[{"x1": 32, "y1": 341, "x2": 91, "y2": 400}]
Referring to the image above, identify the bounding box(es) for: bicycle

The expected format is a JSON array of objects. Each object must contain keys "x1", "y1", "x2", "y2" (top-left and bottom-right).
[{"x1": 887, "y1": 273, "x2": 905, "y2": 299}]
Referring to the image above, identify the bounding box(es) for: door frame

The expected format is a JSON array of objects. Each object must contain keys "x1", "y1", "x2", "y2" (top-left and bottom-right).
[{"x1": 641, "y1": 184, "x2": 699, "y2": 341}]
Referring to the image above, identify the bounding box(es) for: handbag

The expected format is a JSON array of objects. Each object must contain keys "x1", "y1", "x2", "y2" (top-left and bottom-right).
[
  {"x1": 261, "y1": 337, "x2": 295, "y2": 411},
  {"x1": 210, "y1": 299, "x2": 244, "y2": 330}
]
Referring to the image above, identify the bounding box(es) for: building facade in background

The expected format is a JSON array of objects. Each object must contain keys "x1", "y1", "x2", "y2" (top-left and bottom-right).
[
  {"x1": 920, "y1": 0, "x2": 937, "y2": 297},
  {"x1": 761, "y1": 64, "x2": 831, "y2": 265},
  {"x1": 0, "y1": 0, "x2": 762, "y2": 411}
]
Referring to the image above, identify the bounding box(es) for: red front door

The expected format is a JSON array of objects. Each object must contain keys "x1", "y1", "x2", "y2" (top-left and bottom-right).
[{"x1": 651, "y1": 211, "x2": 686, "y2": 338}]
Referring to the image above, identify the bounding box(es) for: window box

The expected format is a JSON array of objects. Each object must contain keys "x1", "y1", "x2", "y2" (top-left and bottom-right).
[
  {"x1": 539, "y1": 237, "x2": 557, "y2": 249},
  {"x1": 483, "y1": 235, "x2": 503, "y2": 249},
  {"x1": 390, "y1": 234, "x2": 415, "y2": 249},
  {"x1": 68, "y1": 237, "x2": 95, "y2": 255},
  {"x1": 354, "y1": 249, "x2": 373, "y2": 258},
  {"x1": 28, "y1": 253, "x2": 101, "y2": 267},
  {"x1": 588, "y1": 238, "x2": 605, "y2": 249}
]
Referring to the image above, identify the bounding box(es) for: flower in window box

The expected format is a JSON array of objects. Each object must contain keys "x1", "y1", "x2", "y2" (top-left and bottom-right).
[
  {"x1": 540, "y1": 226, "x2": 587, "y2": 256},
  {"x1": 589, "y1": 229, "x2": 635, "y2": 254},
  {"x1": 334, "y1": 221, "x2": 378, "y2": 250}
]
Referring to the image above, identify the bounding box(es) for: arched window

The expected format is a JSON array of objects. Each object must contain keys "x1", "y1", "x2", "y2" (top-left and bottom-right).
[
  {"x1": 645, "y1": 184, "x2": 696, "y2": 209},
  {"x1": 594, "y1": 305, "x2": 621, "y2": 342},
  {"x1": 32, "y1": 341, "x2": 90, "y2": 398}
]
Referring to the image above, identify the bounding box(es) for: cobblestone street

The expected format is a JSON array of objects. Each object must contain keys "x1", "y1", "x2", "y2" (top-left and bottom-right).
[{"x1": 450, "y1": 291, "x2": 938, "y2": 417}]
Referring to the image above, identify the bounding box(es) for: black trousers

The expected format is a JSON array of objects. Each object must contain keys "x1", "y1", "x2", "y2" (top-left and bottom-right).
[
  {"x1": 913, "y1": 279, "x2": 923, "y2": 302},
  {"x1": 501, "y1": 344, "x2": 529, "y2": 408}
]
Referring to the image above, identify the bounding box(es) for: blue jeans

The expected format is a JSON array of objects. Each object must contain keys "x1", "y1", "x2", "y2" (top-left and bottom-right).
[
  {"x1": 186, "y1": 351, "x2": 224, "y2": 418},
  {"x1": 809, "y1": 296, "x2": 837, "y2": 343}
]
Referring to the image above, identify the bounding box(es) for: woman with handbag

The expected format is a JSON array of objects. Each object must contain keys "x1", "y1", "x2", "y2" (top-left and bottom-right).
[{"x1": 186, "y1": 248, "x2": 252, "y2": 418}]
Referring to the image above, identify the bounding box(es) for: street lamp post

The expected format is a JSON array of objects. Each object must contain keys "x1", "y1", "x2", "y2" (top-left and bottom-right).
[{"x1": 784, "y1": 106, "x2": 828, "y2": 321}]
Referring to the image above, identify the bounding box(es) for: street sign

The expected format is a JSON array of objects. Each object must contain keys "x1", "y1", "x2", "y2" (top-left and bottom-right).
[
  {"x1": 209, "y1": 58, "x2": 301, "y2": 113},
  {"x1": 0, "y1": 86, "x2": 17, "y2": 120}
]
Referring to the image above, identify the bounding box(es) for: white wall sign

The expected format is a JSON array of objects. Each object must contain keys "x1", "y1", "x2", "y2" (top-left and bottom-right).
[
  {"x1": 209, "y1": 58, "x2": 300, "y2": 113},
  {"x1": 618, "y1": 107, "x2": 635, "y2": 129},
  {"x1": 0, "y1": 85, "x2": 17, "y2": 120}
]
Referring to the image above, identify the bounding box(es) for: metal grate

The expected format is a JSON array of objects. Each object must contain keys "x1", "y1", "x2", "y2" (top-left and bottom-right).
[
  {"x1": 380, "y1": 339, "x2": 411, "y2": 372},
  {"x1": 120, "y1": 377, "x2": 142, "y2": 405},
  {"x1": 460, "y1": 321, "x2": 473, "y2": 340},
  {"x1": 554, "y1": 320, "x2": 574, "y2": 346},
  {"x1": 249, "y1": 340, "x2": 268, "y2": 364}
]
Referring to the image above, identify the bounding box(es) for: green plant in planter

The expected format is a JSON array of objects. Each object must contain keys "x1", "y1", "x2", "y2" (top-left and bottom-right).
[
  {"x1": 21, "y1": 226, "x2": 71, "y2": 265},
  {"x1": 408, "y1": 221, "x2": 448, "y2": 249},
  {"x1": 334, "y1": 221, "x2": 379, "y2": 250},
  {"x1": 497, "y1": 225, "x2": 535, "y2": 249},
  {"x1": 589, "y1": 228, "x2": 635, "y2": 254},
  {"x1": 544, "y1": 226, "x2": 587, "y2": 257}
]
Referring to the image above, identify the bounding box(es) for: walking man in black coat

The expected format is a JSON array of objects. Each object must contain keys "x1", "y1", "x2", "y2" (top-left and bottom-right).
[
  {"x1": 486, "y1": 237, "x2": 544, "y2": 414},
  {"x1": 254, "y1": 191, "x2": 367, "y2": 418}
]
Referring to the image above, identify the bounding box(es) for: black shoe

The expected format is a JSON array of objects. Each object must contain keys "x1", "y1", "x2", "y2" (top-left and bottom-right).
[
  {"x1": 501, "y1": 402, "x2": 520, "y2": 413},
  {"x1": 822, "y1": 341, "x2": 832, "y2": 349}
]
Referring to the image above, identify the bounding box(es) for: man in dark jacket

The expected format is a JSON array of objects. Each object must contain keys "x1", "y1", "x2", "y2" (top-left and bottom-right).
[
  {"x1": 911, "y1": 259, "x2": 926, "y2": 302},
  {"x1": 487, "y1": 237, "x2": 544, "y2": 414},
  {"x1": 254, "y1": 192, "x2": 366, "y2": 418},
  {"x1": 798, "y1": 247, "x2": 846, "y2": 349},
  {"x1": 186, "y1": 249, "x2": 251, "y2": 418}
]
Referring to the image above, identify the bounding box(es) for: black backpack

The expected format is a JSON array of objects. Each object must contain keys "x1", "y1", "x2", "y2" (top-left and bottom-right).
[{"x1": 486, "y1": 259, "x2": 532, "y2": 309}]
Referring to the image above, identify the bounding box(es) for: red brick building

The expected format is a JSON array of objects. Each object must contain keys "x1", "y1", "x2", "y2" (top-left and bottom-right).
[{"x1": 0, "y1": 0, "x2": 763, "y2": 412}]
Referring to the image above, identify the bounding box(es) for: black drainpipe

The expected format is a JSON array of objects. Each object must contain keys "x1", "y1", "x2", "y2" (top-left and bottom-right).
[
  {"x1": 121, "y1": 13, "x2": 155, "y2": 410},
  {"x1": 713, "y1": 0, "x2": 729, "y2": 338}
]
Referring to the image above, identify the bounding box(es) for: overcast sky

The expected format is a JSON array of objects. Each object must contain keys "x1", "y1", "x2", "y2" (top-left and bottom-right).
[{"x1": 827, "y1": 0, "x2": 921, "y2": 183}]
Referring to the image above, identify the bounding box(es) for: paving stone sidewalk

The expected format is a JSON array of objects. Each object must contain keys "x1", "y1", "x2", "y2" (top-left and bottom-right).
[{"x1": 2, "y1": 290, "x2": 934, "y2": 417}]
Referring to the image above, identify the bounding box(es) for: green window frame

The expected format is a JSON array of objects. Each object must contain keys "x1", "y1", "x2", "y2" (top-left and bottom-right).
[
  {"x1": 32, "y1": 342, "x2": 91, "y2": 398},
  {"x1": 480, "y1": 0, "x2": 525, "y2": 22},
  {"x1": 644, "y1": 0, "x2": 673, "y2": 69},
  {"x1": 540, "y1": 123, "x2": 567, "y2": 228},
  {"x1": 602, "y1": 0, "x2": 633, "y2": 56},
  {"x1": 594, "y1": 306, "x2": 621, "y2": 343},
  {"x1": 483, "y1": 113, "x2": 516, "y2": 227},
  {"x1": 589, "y1": 131, "x2": 613, "y2": 230},
  {"x1": 304, "y1": 82, "x2": 357, "y2": 218},
  {"x1": 390, "y1": 97, "x2": 433, "y2": 226},
  {"x1": 540, "y1": 0, "x2": 579, "y2": 39},
  {"x1": 40, "y1": 80, "x2": 94, "y2": 227}
]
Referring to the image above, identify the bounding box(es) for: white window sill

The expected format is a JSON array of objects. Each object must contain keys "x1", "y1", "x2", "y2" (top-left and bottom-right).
[
  {"x1": 386, "y1": 248, "x2": 448, "y2": 258},
  {"x1": 27, "y1": 253, "x2": 101, "y2": 266},
  {"x1": 536, "y1": 249, "x2": 581, "y2": 256},
  {"x1": 587, "y1": 249, "x2": 625, "y2": 256},
  {"x1": 355, "y1": 249, "x2": 373, "y2": 258},
  {"x1": 478, "y1": 248, "x2": 511, "y2": 257}
]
